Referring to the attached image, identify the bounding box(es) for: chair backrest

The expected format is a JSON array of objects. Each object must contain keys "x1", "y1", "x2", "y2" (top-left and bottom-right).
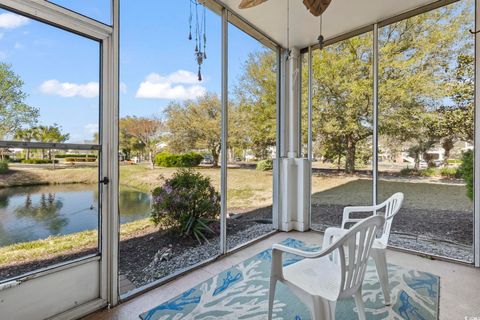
[
  {"x1": 377, "y1": 192, "x2": 404, "y2": 245},
  {"x1": 325, "y1": 215, "x2": 385, "y2": 299}
]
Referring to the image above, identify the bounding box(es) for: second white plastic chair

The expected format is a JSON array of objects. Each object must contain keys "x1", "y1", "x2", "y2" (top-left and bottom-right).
[{"x1": 327, "y1": 192, "x2": 404, "y2": 305}]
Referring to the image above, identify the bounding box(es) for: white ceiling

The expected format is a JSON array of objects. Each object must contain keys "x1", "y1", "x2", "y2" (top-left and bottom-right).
[{"x1": 221, "y1": 0, "x2": 441, "y2": 48}]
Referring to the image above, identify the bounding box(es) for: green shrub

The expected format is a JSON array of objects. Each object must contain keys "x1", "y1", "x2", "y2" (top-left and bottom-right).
[
  {"x1": 64, "y1": 157, "x2": 97, "y2": 163},
  {"x1": 459, "y1": 150, "x2": 473, "y2": 201},
  {"x1": 56, "y1": 154, "x2": 97, "y2": 159},
  {"x1": 399, "y1": 167, "x2": 417, "y2": 176},
  {"x1": 256, "y1": 159, "x2": 273, "y2": 171},
  {"x1": 0, "y1": 160, "x2": 8, "y2": 174},
  {"x1": 179, "y1": 152, "x2": 204, "y2": 167},
  {"x1": 439, "y1": 167, "x2": 459, "y2": 179},
  {"x1": 151, "y1": 169, "x2": 220, "y2": 243},
  {"x1": 154, "y1": 152, "x2": 177, "y2": 167},
  {"x1": 419, "y1": 168, "x2": 436, "y2": 177},
  {"x1": 21, "y1": 159, "x2": 59, "y2": 164},
  {"x1": 154, "y1": 152, "x2": 203, "y2": 167}
]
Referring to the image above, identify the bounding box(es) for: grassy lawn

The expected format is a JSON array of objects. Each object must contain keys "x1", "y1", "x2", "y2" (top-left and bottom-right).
[{"x1": 311, "y1": 176, "x2": 472, "y2": 212}]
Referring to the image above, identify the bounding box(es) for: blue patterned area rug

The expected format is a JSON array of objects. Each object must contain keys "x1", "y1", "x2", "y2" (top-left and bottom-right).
[{"x1": 140, "y1": 238, "x2": 439, "y2": 320}]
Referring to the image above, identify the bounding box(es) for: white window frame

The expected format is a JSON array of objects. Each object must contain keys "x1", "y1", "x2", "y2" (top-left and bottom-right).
[{"x1": 0, "y1": 0, "x2": 119, "y2": 317}]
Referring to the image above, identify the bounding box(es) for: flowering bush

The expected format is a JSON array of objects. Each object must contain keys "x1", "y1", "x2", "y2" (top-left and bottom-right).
[{"x1": 151, "y1": 169, "x2": 220, "y2": 243}]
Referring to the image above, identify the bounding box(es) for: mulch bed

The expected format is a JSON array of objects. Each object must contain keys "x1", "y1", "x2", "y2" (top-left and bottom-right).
[{"x1": 119, "y1": 217, "x2": 273, "y2": 290}]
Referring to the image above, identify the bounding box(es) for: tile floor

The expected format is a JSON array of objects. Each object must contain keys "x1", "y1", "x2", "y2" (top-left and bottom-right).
[{"x1": 84, "y1": 231, "x2": 480, "y2": 320}]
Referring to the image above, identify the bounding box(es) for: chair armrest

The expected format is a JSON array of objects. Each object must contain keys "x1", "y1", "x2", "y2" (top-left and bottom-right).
[
  {"x1": 324, "y1": 227, "x2": 348, "y2": 247},
  {"x1": 342, "y1": 205, "x2": 381, "y2": 228}
]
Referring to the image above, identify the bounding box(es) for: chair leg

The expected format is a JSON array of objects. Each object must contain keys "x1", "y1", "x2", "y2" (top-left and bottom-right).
[
  {"x1": 267, "y1": 277, "x2": 277, "y2": 320},
  {"x1": 310, "y1": 296, "x2": 330, "y2": 320},
  {"x1": 353, "y1": 290, "x2": 366, "y2": 320},
  {"x1": 372, "y1": 248, "x2": 391, "y2": 305},
  {"x1": 328, "y1": 300, "x2": 337, "y2": 320}
]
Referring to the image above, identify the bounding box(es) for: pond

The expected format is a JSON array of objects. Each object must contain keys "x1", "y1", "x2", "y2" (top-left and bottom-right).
[{"x1": 0, "y1": 184, "x2": 151, "y2": 247}]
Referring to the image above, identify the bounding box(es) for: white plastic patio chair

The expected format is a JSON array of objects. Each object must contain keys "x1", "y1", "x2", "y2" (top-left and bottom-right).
[
  {"x1": 328, "y1": 192, "x2": 404, "y2": 306},
  {"x1": 267, "y1": 215, "x2": 385, "y2": 320}
]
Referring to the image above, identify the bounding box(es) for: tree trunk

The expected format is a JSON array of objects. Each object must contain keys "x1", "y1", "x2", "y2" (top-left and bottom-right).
[
  {"x1": 149, "y1": 151, "x2": 154, "y2": 169},
  {"x1": 26, "y1": 149, "x2": 30, "y2": 160},
  {"x1": 442, "y1": 138, "x2": 454, "y2": 166},
  {"x1": 211, "y1": 147, "x2": 219, "y2": 167},
  {"x1": 345, "y1": 138, "x2": 356, "y2": 174},
  {"x1": 414, "y1": 153, "x2": 420, "y2": 170}
]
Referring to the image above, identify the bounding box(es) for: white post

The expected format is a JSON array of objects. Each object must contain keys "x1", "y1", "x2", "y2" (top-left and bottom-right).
[
  {"x1": 220, "y1": 7, "x2": 228, "y2": 254},
  {"x1": 373, "y1": 24, "x2": 379, "y2": 208},
  {"x1": 274, "y1": 47, "x2": 311, "y2": 232},
  {"x1": 288, "y1": 47, "x2": 300, "y2": 158}
]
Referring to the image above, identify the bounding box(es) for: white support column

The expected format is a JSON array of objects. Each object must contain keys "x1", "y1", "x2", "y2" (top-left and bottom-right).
[
  {"x1": 273, "y1": 47, "x2": 283, "y2": 231},
  {"x1": 220, "y1": 8, "x2": 228, "y2": 255},
  {"x1": 274, "y1": 47, "x2": 311, "y2": 232},
  {"x1": 307, "y1": 46, "x2": 313, "y2": 228},
  {"x1": 288, "y1": 48, "x2": 300, "y2": 158},
  {"x1": 373, "y1": 24, "x2": 379, "y2": 207}
]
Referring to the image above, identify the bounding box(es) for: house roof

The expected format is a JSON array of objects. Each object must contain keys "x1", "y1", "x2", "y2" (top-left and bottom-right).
[{"x1": 219, "y1": 0, "x2": 454, "y2": 49}]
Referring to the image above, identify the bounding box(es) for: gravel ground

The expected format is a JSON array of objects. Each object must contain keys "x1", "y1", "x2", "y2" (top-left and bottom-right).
[
  {"x1": 311, "y1": 204, "x2": 474, "y2": 262},
  {"x1": 120, "y1": 218, "x2": 274, "y2": 289}
]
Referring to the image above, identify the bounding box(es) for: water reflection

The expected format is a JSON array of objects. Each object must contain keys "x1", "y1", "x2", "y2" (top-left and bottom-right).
[
  {"x1": 15, "y1": 193, "x2": 67, "y2": 235},
  {"x1": 0, "y1": 184, "x2": 151, "y2": 247}
]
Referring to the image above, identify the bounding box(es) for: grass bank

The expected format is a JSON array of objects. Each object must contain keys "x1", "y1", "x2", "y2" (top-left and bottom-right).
[
  {"x1": 0, "y1": 218, "x2": 155, "y2": 267},
  {"x1": 0, "y1": 165, "x2": 98, "y2": 188}
]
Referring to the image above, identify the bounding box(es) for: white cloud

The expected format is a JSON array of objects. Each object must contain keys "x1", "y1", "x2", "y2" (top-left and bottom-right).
[
  {"x1": 0, "y1": 13, "x2": 29, "y2": 29},
  {"x1": 84, "y1": 123, "x2": 99, "y2": 135},
  {"x1": 136, "y1": 70, "x2": 206, "y2": 100},
  {"x1": 14, "y1": 42, "x2": 22, "y2": 49},
  {"x1": 40, "y1": 80, "x2": 99, "y2": 98}
]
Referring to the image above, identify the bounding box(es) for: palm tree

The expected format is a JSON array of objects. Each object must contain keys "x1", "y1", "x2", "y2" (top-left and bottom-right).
[
  {"x1": 33, "y1": 124, "x2": 69, "y2": 159},
  {"x1": 14, "y1": 128, "x2": 37, "y2": 160}
]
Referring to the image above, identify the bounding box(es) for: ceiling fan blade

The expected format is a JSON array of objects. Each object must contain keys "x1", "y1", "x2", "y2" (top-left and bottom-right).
[
  {"x1": 303, "y1": 0, "x2": 332, "y2": 16},
  {"x1": 239, "y1": 0, "x2": 269, "y2": 9}
]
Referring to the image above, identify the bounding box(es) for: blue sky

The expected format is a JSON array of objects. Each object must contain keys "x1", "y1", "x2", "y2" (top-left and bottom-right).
[{"x1": 0, "y1": 1, "x2": 266, "y2": 143}]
